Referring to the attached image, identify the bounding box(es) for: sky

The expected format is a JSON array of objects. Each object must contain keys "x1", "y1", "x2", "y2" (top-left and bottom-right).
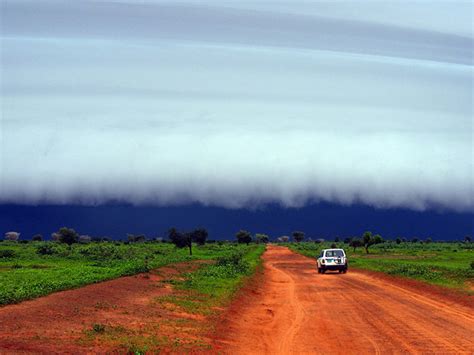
[{"x1": 0, "y1": 1, "x2": 473, "y2": 238}]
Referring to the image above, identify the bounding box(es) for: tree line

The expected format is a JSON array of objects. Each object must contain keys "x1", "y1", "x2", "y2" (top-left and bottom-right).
[{"x1": 3, "y1": 228, "x2": 472, "y2": 257}]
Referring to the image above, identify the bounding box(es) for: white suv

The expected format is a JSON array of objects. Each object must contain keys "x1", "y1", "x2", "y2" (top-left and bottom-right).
[{"x1": 317, "y1": 249, "x2": 348, "y2": 274}]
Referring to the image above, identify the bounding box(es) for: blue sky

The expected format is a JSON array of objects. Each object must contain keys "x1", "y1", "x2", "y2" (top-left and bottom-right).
[{"x1": 1, "y1": 0, "x2": 473, "y2": 212}]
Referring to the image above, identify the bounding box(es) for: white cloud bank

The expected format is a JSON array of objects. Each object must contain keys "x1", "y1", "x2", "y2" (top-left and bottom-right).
[{"x1": 0, "y1": 1, "x2": 473, "y2": 211}]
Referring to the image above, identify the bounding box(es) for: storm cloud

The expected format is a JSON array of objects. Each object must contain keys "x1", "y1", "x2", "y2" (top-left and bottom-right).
[{"x1": 0, "y1": 0, "x2": 472, "y2": 211}]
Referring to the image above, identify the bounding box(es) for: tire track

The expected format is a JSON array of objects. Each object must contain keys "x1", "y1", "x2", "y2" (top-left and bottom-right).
[{"x1": 217, "y1": 245, "x2": 474, "y2": 354}]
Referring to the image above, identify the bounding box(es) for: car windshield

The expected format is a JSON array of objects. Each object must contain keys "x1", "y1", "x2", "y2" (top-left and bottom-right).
[{"x1": 325, "y1": 250, "x2": 344, "y2": 257}]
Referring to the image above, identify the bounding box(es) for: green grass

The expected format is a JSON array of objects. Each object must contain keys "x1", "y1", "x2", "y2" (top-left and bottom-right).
[
  {"x1": 156, "y1": 244, "x2": 265, "y2": 314},
  {"x1": 0, "y1": 241, "x2": 262, "y2": 305},
  {"x1": 288, "y1": 241, "x2": 474, "y2": 290}
]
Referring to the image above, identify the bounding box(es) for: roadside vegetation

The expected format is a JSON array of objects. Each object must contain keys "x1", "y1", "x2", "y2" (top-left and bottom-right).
[
  {"x1": 156, "y1": 244, "x2": 265, "y2": 315},
  {"x1": 0, "y1": 227, "x2": 267, "y2": 306},
  {"x1": 288, "y1": 236, "x2": 474, "y2": 291}
]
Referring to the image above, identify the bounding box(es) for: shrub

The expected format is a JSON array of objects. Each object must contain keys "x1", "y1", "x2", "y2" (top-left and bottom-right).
[
  {"x1": 216, "y1": 250, "x2": 249, "y2": 274},
  {"x1": 77, "y1": 244, "x2": 122, "y2": 260},
  {"x1": 235, "y1": 230, "x2": 252, "y2": 245},
  {"x1": 0, "y1": 250, "x2": 15, "y2": 258},
  {"x1": 32, "y1": 234, "x2": 43, "y2": 242},
  {"x1": 127, "y1": 234, "x2": 146, "y2": 243},
  {"x1": 4, "y1": 232, "x2": 20, "y2": 241},
  {"x1": 92, "y1": 323, "x2": 106, "y2": 333},
  {"x1": 255, "y1": 233, "x2": 269, "y2": 244},
  {"x1": 292, "y1": 231, "x2": 305, "y2": 242},
  {"x1": 54, "y1": 227, "x2": 79, "y2": 245},
  {"x1": 36, "y1": 244, "x2": 67, "y2": 256},
  {"x1": 470, "y1": 261, "x2": 474, "y2": 270}
]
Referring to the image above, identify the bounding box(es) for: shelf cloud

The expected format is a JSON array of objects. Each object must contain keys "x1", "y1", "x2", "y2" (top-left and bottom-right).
[{"x1": 1, "y1": 0, "x2": 472, "y2": 211}]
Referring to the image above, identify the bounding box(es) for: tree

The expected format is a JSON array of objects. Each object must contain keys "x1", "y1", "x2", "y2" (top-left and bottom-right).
[
  {"x1": 334, "y1": 237, "x2": 340, "y2": 243},
  {"x1": 255, "y1": 233, "x2": 269, "y2": 244},
  {"x1": 4, "y1": 232, "x2": 20, "y2": 241},
  {"x1": 292, "y1": 231, "x2": 305, "y2": 243},
  {"x1": 395, "y1": 237, "x2": 401, "y2": 244},
  {"x1": 343, "y1": 237, "x2": 351, "y2": 244},
  {"x1": 55, "y1": 227, "x2": 79, "y2": 245},
  {"x1": 464, "y1": 236, "x2": 472, "y2": 243},
  {"x1": 277, "y1": 236, "x2": 290, "y2": 243},
  {"x1": 425, "y1": 237, "x2": 432, "y2": 244},
  {"x1": 127, "y1": 234, "x2": 146, "y2": 243},
  {"x1": 362, "y1": 231, "x2": 383, "y2": 254},
  {"x1": 349, "y1": 237, "x2": 363, "y2": 252},
  {"x1": 411, "y1": 237, "x2": 419, "y2": 243},
  {"x1": 236, "y1": 230, "x2": 252, "y2": 245},
  {"x1": 190, "y1": 228, "x2": 208, "y2": 245},
  {"x1": 32, "y1": 234, "x2": 43, "y2": 242},
  {"x1": 168, "y1": 228, "x2": 193, "y2": 255}
]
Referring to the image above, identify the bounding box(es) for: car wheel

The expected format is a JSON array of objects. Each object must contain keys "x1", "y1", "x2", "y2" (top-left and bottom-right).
[{"x1": 321, "y1": 269, "x2": 326, "y2": 274}]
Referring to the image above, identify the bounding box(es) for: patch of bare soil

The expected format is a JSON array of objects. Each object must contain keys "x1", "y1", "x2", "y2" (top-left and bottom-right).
[
  {"x1": 212, "y1": 246, "x2": 474, "y2": 354},
  {"x1": 0, "y1": 261, "x2": 213, "y2": 354}
]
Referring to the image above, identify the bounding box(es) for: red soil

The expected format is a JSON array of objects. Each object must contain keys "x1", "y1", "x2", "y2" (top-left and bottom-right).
[
  {"x1": 213, "y1": 245, "x2": 474, "y2": 354},
  {"x1": 2, "y1": 246, "x2": 473, "y2": 354},
  {"x1": 0, "y1": 262, "x2": 212, "y2": 353}
]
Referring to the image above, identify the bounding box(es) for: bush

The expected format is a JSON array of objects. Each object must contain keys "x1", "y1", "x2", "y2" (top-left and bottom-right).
[
  {"x1": 77, "y1": 244, "x2": 122, "y2": 260},
  {"x1": 293, "y1": 231, "x2": 305, "y2": 242},
  {"x1": 54, "y1": 227, "x2": 79, "y2": 245},
  {"x1": 32, "y1": 234, "x2": 43, "y2": 242},
  {"x1": 36, "y1": 244, "x2": 67, "y2": 256},
  {"x1": 0, "y1": 250, "x2": 15, "y2": 258},
  {"x1": 92, "y1": 323, "x2": 106, "y2": 333},
  {"x1": 235, "y1": 230, "x2": 252, "y2": 245},
  {"x1": 4, "y1": 232, "x2": 20, "y2": 241},
  {"x1": 216, "y1": 250, "x2": 249, "y2": 274}
]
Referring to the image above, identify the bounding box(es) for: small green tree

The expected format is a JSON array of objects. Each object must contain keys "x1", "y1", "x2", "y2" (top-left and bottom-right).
[
  {"x1": 292, "y1": 231, "x2": 305, "y2": 243},
  {"x1": 255, "y1": 233, "x2": 269, "y2": 244},
  {"x1": 362, "y1": 231, "x2": 383, "y2": 254},
  {"x1": 55, "y1": 227, "x2": 79, "y2": 245},
  {"x1": 32, "y1": 234, "x2": 43, "y2": 242},
  {"x1": 190, "y1": 228, "x2": 208, "y2": 246},
  {"x1": 349, "y1": 237, "x2": 363, "y2": 252},
  {"x1": 236, "y1": 230, "x2": 252, "y2": 245},
  {"x1": 395, "y1": 237, "x2": 401, "y2": 244},
  {"x1": 168, "y1": 228, "x2": 193, "y2": 255}
]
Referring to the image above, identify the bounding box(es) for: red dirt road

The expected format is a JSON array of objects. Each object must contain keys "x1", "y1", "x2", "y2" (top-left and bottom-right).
[{"x1": 215, "y1": 246, "x2": 474, "y2": 354}]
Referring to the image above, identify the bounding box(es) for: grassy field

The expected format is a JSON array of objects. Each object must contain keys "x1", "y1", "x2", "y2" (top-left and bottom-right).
[
  {"x1": 0, "y1": 241, "x2": 264, "y2": 306},
  {"x1": 289, "y1": 241, "x2": 474, "y2": 291},
  {"x1": 157, "y1": 243, "x2": 265, "y2": 315}
]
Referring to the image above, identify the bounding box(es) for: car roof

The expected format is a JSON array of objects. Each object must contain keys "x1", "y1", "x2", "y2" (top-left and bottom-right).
[{"x1": 322, "y1": 248, "x2": 344, "y2": 251}]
